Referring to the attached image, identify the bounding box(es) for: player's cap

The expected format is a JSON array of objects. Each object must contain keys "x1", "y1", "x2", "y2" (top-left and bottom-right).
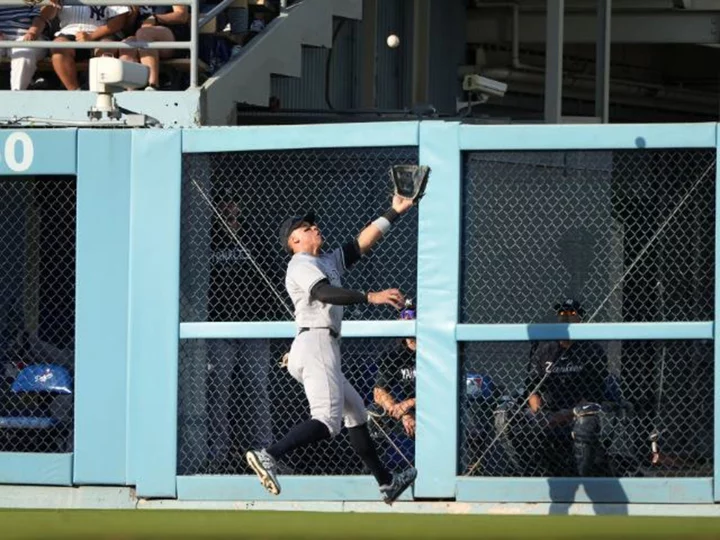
[
  {"x1": 553, "y1": 298, "x2": 585, "y2": 316},
  {"x1": 279, "y1": 212, "x2": 316, "y2": 254}
]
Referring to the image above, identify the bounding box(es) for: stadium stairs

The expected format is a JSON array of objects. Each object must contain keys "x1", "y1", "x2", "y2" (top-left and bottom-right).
[{"x1": 201, "y1": 0, "x2": 362, "y2": 125}]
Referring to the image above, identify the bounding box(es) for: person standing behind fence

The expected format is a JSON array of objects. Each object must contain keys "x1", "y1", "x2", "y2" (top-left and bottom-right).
[
  {"x1": 0, "y1": 5, "x2": 52, "y2": 90},
  {"x1": 373, "y1": 302, "x2": 417, "y2": 439},
  {"x1": 119, "y1": 5, "x2": 189, "y2": 90},
  {"x1": 524, "y1": 299, "x2": 609, "y2": 476},
  {"x1": 205, "y1": 196, "x2": 275, "y2": 473},
  {"x1": 371, "y1": 302, "x2": 417, "y2": 469}
]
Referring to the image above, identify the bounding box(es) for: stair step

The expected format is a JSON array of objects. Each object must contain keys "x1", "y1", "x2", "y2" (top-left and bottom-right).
[{"x1": 202, "y1": 0, "x2": 362, "y2": 124}]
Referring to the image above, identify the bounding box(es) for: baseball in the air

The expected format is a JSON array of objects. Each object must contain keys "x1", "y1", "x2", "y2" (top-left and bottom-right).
[{"x1": 386, "y1": 34, "x2": 400, "y2": 48}]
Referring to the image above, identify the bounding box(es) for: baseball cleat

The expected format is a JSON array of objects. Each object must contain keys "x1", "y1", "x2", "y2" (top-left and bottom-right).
[
  {"x1": 379, "y1": 466, "x2": 417, "y2": 505},
  {"x1": 246, "y1": 449, "x2": 281, "y2": 495}
]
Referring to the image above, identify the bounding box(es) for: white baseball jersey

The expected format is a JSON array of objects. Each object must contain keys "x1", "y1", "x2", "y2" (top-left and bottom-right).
[
  {"x1": 284, "y1": 245, "x2": 366, "y2": 437},
  {"x1": 285, "y1": 247, "x2": 346, "y2": 332},
  {"x1": 56, "y1": 5, "x2": 129, "y2": 36}
]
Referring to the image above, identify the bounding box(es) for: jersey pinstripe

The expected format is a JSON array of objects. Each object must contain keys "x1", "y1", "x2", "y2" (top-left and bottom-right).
[
  {"x1": 56, "y1": 5, "x2": 129, "y2": 36},
  {"x1": 285, "y1": 247, "x2": 346, "y2": 332}
]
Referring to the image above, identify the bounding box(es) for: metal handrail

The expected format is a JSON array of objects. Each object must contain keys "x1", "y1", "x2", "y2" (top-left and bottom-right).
[
  {"x1": 0, "y1": 0, "x2": 192, "y2": 5},
  {"x1": 0, "y1": 0, "x2": 292, "y2": 88},
  {"x1": 0, "y1": 0, "x2": 202, "y2": 86},
  {"x1": 189, "y1": 0, "x2": 197, "y2": 85},
  {"x1": 197, "y1": 0, "x2": 235, "y2": 30},
  {"x1": 0, "y1": 40, "x2": 186, "y2": 49}
]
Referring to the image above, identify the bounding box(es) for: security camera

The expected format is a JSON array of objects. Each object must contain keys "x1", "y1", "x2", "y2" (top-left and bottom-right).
[
  {"x1": 88, "y1": 57, "x2": 150, "y2": 120},
  {"x1": 462, "y1": 74, "x2": 507, "y2": 98},
  {"x1": 89, "y1": 56, "x2": 149, "y2": 93}
]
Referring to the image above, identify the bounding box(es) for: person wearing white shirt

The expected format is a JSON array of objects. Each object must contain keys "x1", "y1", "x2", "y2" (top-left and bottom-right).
[
  {"x1": 41, "y1": 2, "x2": 130, "y2": 90},
  {"x1": 0, "y1": 6, "x2": 51, "y2": 90}
]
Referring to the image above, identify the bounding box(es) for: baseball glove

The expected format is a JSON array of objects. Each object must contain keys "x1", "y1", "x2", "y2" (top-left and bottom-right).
[{"x1": 390, "y1": 165, "x2": 431, "y2": 205}]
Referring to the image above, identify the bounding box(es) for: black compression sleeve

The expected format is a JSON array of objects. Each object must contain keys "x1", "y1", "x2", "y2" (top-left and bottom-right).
[
  {"x1": 342, "y1": 239, "x2": 362, "y2": 269},
  {"x1": 310, "y1": 279, "x2": 367, "y2": 305}
]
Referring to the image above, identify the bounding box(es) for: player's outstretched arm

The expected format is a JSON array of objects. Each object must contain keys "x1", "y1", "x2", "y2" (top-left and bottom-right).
[
  {"x1": 310, "y1": 281, "x2": 405, "y2": 309},
  {"x1": 367, "y1": 288, "x2": 405, "y2": 309},
  {"x1": 356, "y1": 195, "x2": 414, "y2": 255}
]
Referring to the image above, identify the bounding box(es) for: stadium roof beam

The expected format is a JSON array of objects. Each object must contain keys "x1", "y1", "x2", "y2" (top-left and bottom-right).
[
  {"x1": 467, "y1": 10, "x2": 720, "y2": 44},
  {"x1": 595, "y1": 0, "x2": 612, "y2": 123},
  {"x1": 544, "y1": 0, "x2": 564, "y2": 123}
]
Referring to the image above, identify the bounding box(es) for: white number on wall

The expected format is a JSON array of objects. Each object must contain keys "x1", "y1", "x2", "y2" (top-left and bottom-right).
[{"x1": 3, "y1": 132, "x2": 35, "y2": 172}]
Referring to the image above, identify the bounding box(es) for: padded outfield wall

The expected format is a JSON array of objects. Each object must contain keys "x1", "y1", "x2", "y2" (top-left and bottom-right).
[{"x1": 0, "y1": 122, "x2": 717, "y2": 508}]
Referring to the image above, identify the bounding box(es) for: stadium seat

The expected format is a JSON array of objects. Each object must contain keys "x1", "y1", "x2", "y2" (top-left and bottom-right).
[{"x1": 0, "y1": 364, "x2": 73, "y2": 453}]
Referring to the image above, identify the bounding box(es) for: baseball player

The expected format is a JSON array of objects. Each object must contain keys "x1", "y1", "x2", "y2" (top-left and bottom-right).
[{"x1": 246, "y1": 194, "x2": 418, "y2": 504}]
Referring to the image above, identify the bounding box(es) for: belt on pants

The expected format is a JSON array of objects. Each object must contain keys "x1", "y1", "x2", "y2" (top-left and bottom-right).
[{"x1": 298, "y1": 327, "x2": 339, "y2": 339}]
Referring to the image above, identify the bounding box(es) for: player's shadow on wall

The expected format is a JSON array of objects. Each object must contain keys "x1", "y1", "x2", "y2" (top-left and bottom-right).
[
  {"x1": 547, "y1": 478, "x2": 629, "y2": 515},
  {"x1": 525, "y1": 325, "x2": 629, "y2": 516}
]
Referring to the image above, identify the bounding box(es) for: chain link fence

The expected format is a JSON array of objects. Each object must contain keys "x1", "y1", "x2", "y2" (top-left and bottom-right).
[
  {"x1": 459, "y1": 339, "x2": 713, "y2": 479},
  {"x1": 0, "y1": 176, "x2": 75, "y2": 454},
  {"x1": 178, "y1": 337, "x2": 416, "y2": 476},
  {"x1": 180, "y1": 147, "x2": 419, "y2": 324},
  {"x1": 461, "y1": 149, "x2": 715, "y2": 324},
  {"x1": 459, "y1": 149, "x2": 715, "y2": 479},
  {"x1": 178, "y1": 146, "x2": 419, "y2": 475}
]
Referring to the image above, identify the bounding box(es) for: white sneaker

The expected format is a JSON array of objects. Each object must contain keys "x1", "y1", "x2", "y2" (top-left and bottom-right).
[{"x1": 246, "y1": 449, "x2": 281, "y2": 495}]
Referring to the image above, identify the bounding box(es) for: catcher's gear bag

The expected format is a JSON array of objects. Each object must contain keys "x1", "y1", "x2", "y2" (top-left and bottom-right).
[{"x1": 390, "y1": 165, "x2": 430, "y2": 204}]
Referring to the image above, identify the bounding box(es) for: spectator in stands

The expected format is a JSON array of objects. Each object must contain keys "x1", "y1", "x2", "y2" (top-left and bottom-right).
[
  {"x1": 119, "y1": 5, "x2": 189, "y2": 90},
  {"x1": 42, "y1": 2, "x2": 131, "y2": 90},
  {"x1": 206, "y1": 0, "x2": 248, "y2": 37},
  {"x1": 0, "y1": 5, "x2": 52, "y2": 90},
  {"x1": 249, "y1": 10, "x2": 266, "y2": 34}
]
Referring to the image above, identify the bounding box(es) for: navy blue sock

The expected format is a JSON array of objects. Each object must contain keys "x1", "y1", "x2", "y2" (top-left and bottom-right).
[
  {"x1": 348, "y1": 424, "x2": 392, "y2": 486},
  {"x1": 267, "y1": 419, "x2": 330, "y2": 460}
]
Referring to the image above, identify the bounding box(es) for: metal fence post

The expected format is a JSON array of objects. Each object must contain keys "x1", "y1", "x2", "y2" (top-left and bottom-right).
[
  {"x1": 191, "y1": 0, "x2": 199, "y2": 88},
  {"x1": 714, "y1": 122, "x2": 720, "y2": 502}
]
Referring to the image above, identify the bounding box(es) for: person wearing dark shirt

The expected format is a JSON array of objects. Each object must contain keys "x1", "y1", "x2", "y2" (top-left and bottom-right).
[
  {"x1": 526, "y1": 304, "x2": 607, "y2": 416},
  {"x1": 369, "y1": 302, "x2": 417, "y2": 470},
  {"x1": 373, "y1": 302, "x2": 417, "y2": 440},
  {"x1": 523, "y1": 299, "x2": 609, "y2": 476}
]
